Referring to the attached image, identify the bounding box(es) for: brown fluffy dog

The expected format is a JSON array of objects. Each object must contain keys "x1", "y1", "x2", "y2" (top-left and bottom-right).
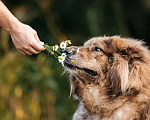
[{"x1": 63, "y1": 36, "x2": 150, "y2": 120}]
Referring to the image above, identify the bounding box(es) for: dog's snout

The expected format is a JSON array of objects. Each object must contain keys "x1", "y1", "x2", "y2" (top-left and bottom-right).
[
  {"x1": 63, "y1": 49, "x2": 69, "y2": 54},
  {"x1": 63, "y1": 48, "x2": 75, "y2": 55}
]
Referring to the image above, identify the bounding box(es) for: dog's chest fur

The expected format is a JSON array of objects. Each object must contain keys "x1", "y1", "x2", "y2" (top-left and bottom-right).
[{"x1": 73, "y1": 101, "x2": 150, "y2": 120}]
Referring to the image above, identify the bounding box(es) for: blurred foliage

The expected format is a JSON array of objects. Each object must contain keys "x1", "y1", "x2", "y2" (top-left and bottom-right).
[{"x1": 0, "y1": 0, "x2": 150, "y2": 120}]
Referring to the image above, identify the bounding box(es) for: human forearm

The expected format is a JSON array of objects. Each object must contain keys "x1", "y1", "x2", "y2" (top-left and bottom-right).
[
  {"x1": 0, "y1": 1, "x2": 45, "y2": 55},
  {"x1": 0, "y1": 1, "x2": 20, "y2": 32}
]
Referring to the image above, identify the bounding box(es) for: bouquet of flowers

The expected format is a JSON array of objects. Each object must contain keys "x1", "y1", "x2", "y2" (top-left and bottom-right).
[{"x1": 44, "y1": 40, "x2": 75, "y2": 65}]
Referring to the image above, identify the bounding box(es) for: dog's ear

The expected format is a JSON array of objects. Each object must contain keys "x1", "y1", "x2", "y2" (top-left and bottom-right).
[{"x1": 109, "y1": 53, "x2": 129, "y2": 93}]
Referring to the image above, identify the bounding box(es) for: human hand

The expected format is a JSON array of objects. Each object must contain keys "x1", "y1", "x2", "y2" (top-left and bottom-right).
[{"x1": 9, "y1": 23, "x2": 45, "y2": 55}]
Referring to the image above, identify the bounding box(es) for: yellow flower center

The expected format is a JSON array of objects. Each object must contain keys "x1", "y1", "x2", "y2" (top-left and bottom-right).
[
  {"x1": 62, "y1": 44, "x2": 64, "y2": 47},
  {"x1": 54, "y1": 46, "x2": 57, "y2": 49},
  {"x1": 60, "y1": 57, "x2": 63, "y2": 60},
  {"x1": 51, "y1": 52, "x2": 54, "y2": 55},
  {"x1": 71, "y1": 49, "x2": 74, "y2": 51},
  {"x1": 66, "y1": 41, "x2": 69, "y2": 44},
  {"x1": 72, "y1": 60, "x2": 75, "y2": 64},
  {"x1": 62, "y1": 55, "x2": 65, "y2": 57}
]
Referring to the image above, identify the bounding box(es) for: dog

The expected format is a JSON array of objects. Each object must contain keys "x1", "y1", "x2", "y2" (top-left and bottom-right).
[{"x1": 63, "y1": 36, "x2": 150, "y2": 120}]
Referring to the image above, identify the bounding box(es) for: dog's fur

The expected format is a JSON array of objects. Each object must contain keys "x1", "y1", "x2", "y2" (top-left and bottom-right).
[{"x1": 63, "y1": 36, "x2": 150, "y2": 120}]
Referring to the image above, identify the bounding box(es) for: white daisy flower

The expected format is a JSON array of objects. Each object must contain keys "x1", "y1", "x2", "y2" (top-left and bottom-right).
[
  {"x1": 60, "y1": 42, "x2": 67, "y2": 49},
  {"x1": 70, "y1": 48, "x2": 74, "y2": 52},
  {"x1": 58, "y1": 56, "x2": 65, "y2": 63},
  {"x1": 65, "y1": 40, "x2": 71, "y2": 45},
  {"x1": 53, "y1": 45, "x2": 58, "y2": 51},
  {"x1": 61, "y1": 53, "x2": 66, "y2": 57},
  {"x1": 77, "y1": 48, "x2": 80, "y2": 54}
]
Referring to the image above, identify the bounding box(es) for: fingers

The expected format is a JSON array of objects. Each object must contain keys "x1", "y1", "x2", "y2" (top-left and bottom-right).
[
  {"x1": 34, "y1": 32, "x2": 45, "y2": 50},
  {"x1": 34, "y1": 33, "x2": 40, "y2": 43},
  {"x1": 40, "y1": 41, "x2": 44, "y2": 46},
  {"x1": 19, "y1": 50, "x2": 26, "y2": 55},
  {"x1": 31, "y1": 40, "x2": 45, "y2": 52},
  {"x1": 23, "y1": 33, "x2": 45, "y2": 55},
  {"x1": 13, "y1": 27, "x2": 45, "y2": 55},
  {"x1": 28, "y1": 33, "x2": 45, "y2": 54},
  {"x1": 10, "y1": 22, "x2": 47, "y2": 56},
  {"x1": 24, "y1": 46, "x2": 42, "y2": 55},
  {"x1": 18, "y1": 39, "x2": 45, "y2": 55},
  {"x1": 23, "y1": 49, "x2": 32, "y2": 55},
  {"x1": 29, "y1": 47, "x2": 40, "y2": 54},
  {"x1": 19, "y1": 46, "x2": 40, "y2": 55}
]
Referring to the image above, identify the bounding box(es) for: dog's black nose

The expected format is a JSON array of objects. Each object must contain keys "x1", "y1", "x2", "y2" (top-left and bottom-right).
[
  {"x1": 63, "y1": 48, "x2": 75, "y2": 55},
  {"x1": 63, "y1": 48, "x2": 70, "y2": 54}
]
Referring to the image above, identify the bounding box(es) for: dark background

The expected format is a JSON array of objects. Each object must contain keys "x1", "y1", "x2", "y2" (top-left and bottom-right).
[{"x1": 0, "y1": 0, "x2": 150, "y2": 119}]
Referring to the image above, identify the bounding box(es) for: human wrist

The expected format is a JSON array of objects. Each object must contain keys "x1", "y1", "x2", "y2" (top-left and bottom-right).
[{"x1": 7, "y1": 17, "x2": 22, "y2": 34}]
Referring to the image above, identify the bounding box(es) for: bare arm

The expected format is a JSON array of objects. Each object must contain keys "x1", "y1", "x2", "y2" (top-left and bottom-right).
[{"x1": 0, "y1": 1, "x2": 45, "y2": 55}]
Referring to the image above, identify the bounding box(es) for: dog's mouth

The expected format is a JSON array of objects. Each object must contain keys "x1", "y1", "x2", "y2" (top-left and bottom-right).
[{"x1": 64, "y1": 61, "x2": 98, "y2": 76}]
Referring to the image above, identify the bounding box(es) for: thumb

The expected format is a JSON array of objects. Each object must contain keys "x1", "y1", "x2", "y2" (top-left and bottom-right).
[
  {"x1": 34, "y1": 33, "x2": 41, "y2": 43},
  {"x1": 34, "y1": 33, "x2": 45, "y2": 50},
  {"x1": 40, "y1": 41, "x2": 44, "y2": 46}
]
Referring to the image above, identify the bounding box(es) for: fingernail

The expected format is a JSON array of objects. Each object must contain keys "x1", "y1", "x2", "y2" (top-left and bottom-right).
[
  {"x1": 42, "y1": 47, "x2": 46, "y2": 50},
  {"x1": 40, "y1": 42, "x2": 44, "y2": 45}
]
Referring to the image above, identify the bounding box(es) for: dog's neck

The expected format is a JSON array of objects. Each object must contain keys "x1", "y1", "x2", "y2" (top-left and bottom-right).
[
  {"x1": 71, "y1": 75, "x2": 150, "y2": 119},
  {"x1": 71, "y1": 76, "x2": 125, "y2": 117},
  {"x1": 75, "y1": 82, "x2": 127, "y2": 118}
]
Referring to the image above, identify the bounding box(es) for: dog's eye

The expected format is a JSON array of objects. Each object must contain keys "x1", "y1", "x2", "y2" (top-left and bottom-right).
[
  {"x1": 92, "y1": 47, "x2": 105, "y2": 53},
  {"x1": 95, "y1": 47, "x2": 102, "y2": 52}
]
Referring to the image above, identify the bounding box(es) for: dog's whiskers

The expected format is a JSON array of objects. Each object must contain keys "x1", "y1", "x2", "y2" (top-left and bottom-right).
[
  {"x1": 61, "y1": 68, "x2": 68, "y2": 75},
  {"x1": 69, "y1": 84, "x2": 73, "y2": 98}
]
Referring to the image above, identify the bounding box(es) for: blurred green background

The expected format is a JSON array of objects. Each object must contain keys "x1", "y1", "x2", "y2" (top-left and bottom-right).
[{"x1": 0, "y1": 0, "x2": 150, "y2": 120}]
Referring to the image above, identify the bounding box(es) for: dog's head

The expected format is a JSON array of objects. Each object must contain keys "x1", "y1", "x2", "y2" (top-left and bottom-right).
[{"x1": 63, "y1": 36, "x2": 150, "y2": 105}]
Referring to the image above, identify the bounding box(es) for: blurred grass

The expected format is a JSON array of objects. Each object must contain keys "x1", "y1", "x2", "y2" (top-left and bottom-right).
[{"x1": 0, "y1": 0, "x2": 150, "y2": 119}]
